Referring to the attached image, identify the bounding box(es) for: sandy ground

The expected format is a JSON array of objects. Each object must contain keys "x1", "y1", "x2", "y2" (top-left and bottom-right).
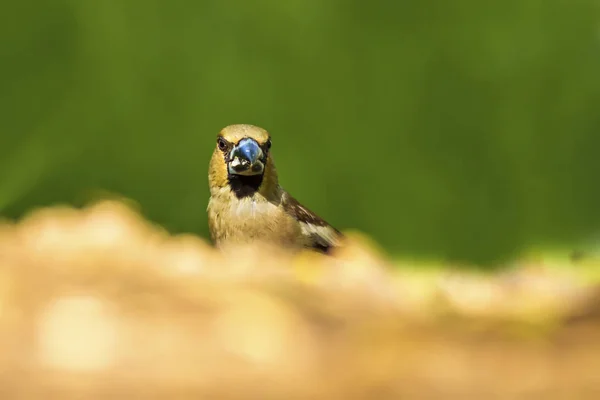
[{"x1": 0, "y1": 201, "x2": 599, "y2": 399}]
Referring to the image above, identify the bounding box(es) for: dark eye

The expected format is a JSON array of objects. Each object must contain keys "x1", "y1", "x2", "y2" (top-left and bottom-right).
[
  {"x1": 266, "y1": 139, "x2": 272, "y2": 150},
  {"x1": 217, "y1": 137, "x2": 228, "y2": 151}
]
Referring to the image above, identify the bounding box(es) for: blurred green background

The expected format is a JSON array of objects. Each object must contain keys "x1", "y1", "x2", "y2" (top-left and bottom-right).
[{"x1": 2, "y1": 0, "x2": 600, "y2": 264}]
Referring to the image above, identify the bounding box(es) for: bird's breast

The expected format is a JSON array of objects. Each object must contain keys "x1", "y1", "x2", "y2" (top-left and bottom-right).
[{"x1": 207, "y1": 195, "x2": 305, "y2": 248}]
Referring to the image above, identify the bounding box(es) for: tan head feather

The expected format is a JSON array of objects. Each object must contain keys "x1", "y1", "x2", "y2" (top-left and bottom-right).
[{"x1": 208, "y1": 124, "x2": 279, "y2": 199}]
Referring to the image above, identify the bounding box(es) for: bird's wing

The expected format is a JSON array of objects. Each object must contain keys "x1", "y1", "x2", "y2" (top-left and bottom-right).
[{"x1": 282, "y1": 192, "x2": 343, "y2": 253}]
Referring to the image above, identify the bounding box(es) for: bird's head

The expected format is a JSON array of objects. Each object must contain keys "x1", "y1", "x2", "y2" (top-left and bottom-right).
[{"x1": 209, "y1": 124, "x2": 278, "y2": 198}]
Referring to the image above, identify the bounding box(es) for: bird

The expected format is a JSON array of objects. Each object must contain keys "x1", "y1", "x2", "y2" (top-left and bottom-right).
[{"x1": 207, "y1": 124, "x2": 343, "y2": 253}]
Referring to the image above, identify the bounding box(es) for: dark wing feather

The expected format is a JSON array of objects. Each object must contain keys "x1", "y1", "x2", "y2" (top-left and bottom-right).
[{"x1": 282, "y1": 192, "x2": 343, "y2": 253}]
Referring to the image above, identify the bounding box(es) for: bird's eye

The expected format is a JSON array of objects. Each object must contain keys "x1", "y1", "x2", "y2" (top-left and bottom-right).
[
  {"x1": 217, "y1": 138, "x2": 228, "y2": 152},
  {"x1": 266, "y1": 139, "x2": 272, "y2": 150}
]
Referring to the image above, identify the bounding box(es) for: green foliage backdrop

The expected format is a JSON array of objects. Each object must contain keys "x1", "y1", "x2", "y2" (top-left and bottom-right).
[{"x1": 2, "y1": 0, "x2": 600, "y2": 263}]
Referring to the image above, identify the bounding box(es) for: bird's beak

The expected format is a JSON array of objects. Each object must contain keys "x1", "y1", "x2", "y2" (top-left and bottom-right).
[{"x1": 227, "y1": 138, "x2": 265, "y2": 176}]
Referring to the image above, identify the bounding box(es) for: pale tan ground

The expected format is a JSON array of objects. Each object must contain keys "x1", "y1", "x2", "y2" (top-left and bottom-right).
[{"x1": 1, "y1": 201, "x2": 599, "y2": 399}]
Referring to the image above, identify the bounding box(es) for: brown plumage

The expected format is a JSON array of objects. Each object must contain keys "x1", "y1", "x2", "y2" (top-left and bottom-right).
[{"x1": 207, "y1": 124, "x2": 343, "y2": 253}]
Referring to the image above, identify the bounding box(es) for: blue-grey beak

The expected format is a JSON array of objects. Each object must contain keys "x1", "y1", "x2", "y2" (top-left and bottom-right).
[{"x1": 228, "y1": 138, "x2": 265, "y2": 176}]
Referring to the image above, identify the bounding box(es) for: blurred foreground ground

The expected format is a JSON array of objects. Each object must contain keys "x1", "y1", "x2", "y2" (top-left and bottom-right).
[{"x1": 1, "y1": 201, "x2": 600, "y2": 399}]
